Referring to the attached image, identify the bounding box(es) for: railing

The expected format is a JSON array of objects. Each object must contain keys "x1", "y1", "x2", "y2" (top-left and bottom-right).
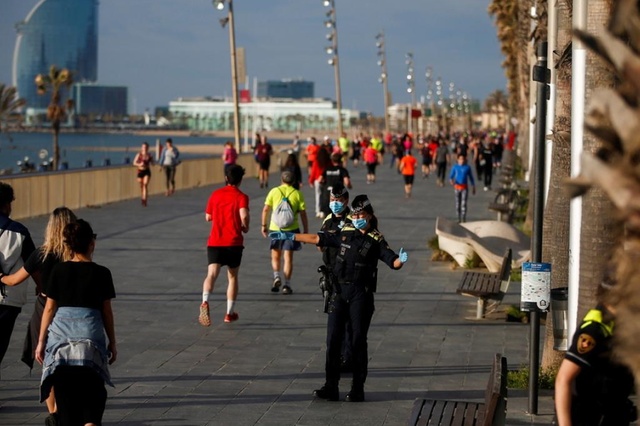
[{"x1": 0, "y1": 154, "x2": 258, "y2": 220}]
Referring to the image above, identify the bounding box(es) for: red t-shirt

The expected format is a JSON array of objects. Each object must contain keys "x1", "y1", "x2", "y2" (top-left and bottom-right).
[
  {"x1": 307, "y1": 144, "x2": 320, "y2": 163},
  {"x1": 205, "y1": 185, "x2": 249, "y2": 247}
]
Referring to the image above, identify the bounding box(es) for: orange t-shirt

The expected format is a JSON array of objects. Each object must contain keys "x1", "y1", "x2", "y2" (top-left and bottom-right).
[
  {"x1": 399, "y1": 155, "x2": 417, "y2": 176},
  {"x1": 306, "y1": 144, "x2": 320, "y2": 162}
]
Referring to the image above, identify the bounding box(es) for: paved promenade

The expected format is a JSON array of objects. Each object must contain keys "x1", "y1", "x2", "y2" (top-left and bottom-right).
[{"x1": 0, "y1": 155, "x2": 555, "y2": 425}]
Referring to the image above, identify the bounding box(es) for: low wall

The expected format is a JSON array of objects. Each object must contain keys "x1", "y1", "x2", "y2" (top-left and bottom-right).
[{"x1": 0, "y1": 153, "x2": 263, "y2": 220}]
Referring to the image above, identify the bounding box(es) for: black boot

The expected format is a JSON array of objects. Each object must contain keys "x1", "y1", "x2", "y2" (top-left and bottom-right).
[
  {"x1": 313, "y1": 384, "x2": 339, "y2": 401},
  {"x1": 345, "y1": 385, "x2": 364, "y2": 402}
]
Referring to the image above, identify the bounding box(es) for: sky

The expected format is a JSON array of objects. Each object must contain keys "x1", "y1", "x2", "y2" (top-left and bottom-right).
[{"x1": 0, "y1": 0, "x2": 506, "y2": 116}]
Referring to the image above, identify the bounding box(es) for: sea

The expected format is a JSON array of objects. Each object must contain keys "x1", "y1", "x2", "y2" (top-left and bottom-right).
[{"x1": 0, "y1": 132, "x2": 289, "y2": 174}]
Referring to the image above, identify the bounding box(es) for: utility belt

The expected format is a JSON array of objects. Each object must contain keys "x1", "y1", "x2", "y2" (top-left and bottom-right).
[{"x1": 337, "y1": 263, "x2": 378, "y2": 292}]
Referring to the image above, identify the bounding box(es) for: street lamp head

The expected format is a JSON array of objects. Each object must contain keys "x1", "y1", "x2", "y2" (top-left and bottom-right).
[
  {"x1": 328, "y1": 57, "x2": 335, "y2": 66},
  {"x1": 324, "y1": 20, "x2": 334, "y2": 28},
  {"x1": 375, "y1": 41, "x2": 382, "y2": 48},
  {"x1": 326, "y1": 32, "x2": 334, "y2": 40},
  {"x1": 377, "y1": 59, "x2": 383, "y2": 66},
  {"x1": 213, "y1": 0, "x2": 225, "y2": 10},
  {"x1": 407, "y1": 87, "x2": 413, "y2": 93},
  {"x1": 326, "y1": 46, "x2": 334, "y2": 55},
  {"x1": 219, "y1": 17, "x2": 229, "y2": 27},
  {"x1": 323, "y1": 0, "x2": 331, "y2": 7},
  {"x1": 378, "y1": 77, "x2": 384, "y2": 84}
]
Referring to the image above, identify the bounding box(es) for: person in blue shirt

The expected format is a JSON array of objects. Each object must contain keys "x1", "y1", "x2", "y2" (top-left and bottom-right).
[{"x1": 449, "y1": 154, "x2": 476, "y2": 223}]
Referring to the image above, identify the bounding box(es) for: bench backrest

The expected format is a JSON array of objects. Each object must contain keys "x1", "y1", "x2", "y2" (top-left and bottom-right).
[
  {"x1": 498, "y1": 248, "x2": 513, "y2": 294},
  {"x1": 482, "y1": 353, "x2": 508, "y2": 426}
]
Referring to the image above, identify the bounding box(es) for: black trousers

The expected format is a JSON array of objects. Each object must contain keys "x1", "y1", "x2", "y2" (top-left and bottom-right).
[
  {"x1": 53, "y1": 366, "x2": 107, "y2": 426},
  {"x1": 325, "y1": 284, "x2": 374, "y2": 388},
  {"x1": 0, "y1": 305, "x2": 21, "y2": 366}
]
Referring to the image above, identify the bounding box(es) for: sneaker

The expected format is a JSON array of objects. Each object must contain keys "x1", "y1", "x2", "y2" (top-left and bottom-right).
[
  {"x1": 224, "y1": 312, "x2": 239, "y2": 323},
  {"x1": 199, "y1": 302, "x2": 211, "y2": 327},
  {"x1": 345, "y1": 388, "x2": 365, "y2": 402},
  {"x1": 313, "y1": 385, "x2": 339, "y2": 401},
  {"x1": 282, "y1": 285, "x2": 293, "y2": 295},
  {"x1": 271, "y1": 276, "x2": 282, "y2": 292}
]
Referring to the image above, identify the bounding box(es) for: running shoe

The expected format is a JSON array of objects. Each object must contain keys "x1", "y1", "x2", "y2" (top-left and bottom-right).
[
  {"x1": 282, "y1": 285, "x2": 293, "y2": 295},
  {"x1": 224, "y1": 312, "x2": 239, "y2": 323},
  {"x1": 271, "y1": 276, "x2": 282, "y2": 292},
  {"x1": 199, "y1": 302, "x2": 211, "y2": 327}
]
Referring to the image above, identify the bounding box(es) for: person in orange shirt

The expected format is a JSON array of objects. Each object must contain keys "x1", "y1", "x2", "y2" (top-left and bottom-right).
[
  {"x1": 398, "y1": 149, "x2": 418, "y2": 198},
  {"x1": 305, "y1": 137, "x2": 320, "y2": 179}
]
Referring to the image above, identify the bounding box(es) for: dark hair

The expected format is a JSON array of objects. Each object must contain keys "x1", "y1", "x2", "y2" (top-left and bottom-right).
[
  {"x1": 316, "y1": 148, "x2": 332, "y2": 169},
  {"x1": 63, "y1": 219, "x2": 95, "y2": 255},
  {"x1": 226, "y1": 165, "x2": 245, "y2": 185},
  {"x1": 283, "y1": 153, "x2": 299, "y2": 169},
  {"x1": 0, "y1": 182, "x2": 14, "y2": 206},
  {"x1": 166, "y1": 138, "x2": 173, "y2": 144}
]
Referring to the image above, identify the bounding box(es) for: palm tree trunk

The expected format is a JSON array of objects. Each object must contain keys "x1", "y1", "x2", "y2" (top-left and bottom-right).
[{"x1": 577, "y1": 0, "x2": 618, "y2": 319}]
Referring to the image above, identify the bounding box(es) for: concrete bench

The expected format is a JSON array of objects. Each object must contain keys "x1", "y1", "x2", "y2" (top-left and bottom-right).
[
  {"x1": 435, "y1": 217, "x2": 530, "y2": 273},
  {"x1": 408, "y1": 354, "x2": 508, "y2": 426},
  {"x1": 456, "y1": 249, "x2": 512, "y2": 319}
]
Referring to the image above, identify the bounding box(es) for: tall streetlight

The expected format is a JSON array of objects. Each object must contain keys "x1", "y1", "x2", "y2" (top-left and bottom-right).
[
  {"x1": 375, "y1": 31, "x2": 390, "y2": 135},
  {"x1": 435, "y1": 76, "x2": 444, "y2": 132},
  {"x1": 214, "y1": 0, "x2": 241, "y2": 152},
  {"x1": 425, "y1": 66, "x2": 434, "y2": 134},
  {"x1": 323, "y1": 0, "x2": 343, "y2": 136},
  {"x1": 405, "y1": 52, "x2": 415, "y2": 133}
]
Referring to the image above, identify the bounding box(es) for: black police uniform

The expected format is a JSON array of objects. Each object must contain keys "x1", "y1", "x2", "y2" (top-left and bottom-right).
[
  {"x1": 564, "y1": 308, "x2": 635, "y2": 426},
  {"x1": 320, "y1": 210, "x2": 353, "y2": 368},
  {"x1": 316, "y1": 223, "x2": 400, "y2": 398}
]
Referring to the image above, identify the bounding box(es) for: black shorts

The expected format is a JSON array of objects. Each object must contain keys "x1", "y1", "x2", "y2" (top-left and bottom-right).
[
  {"x1": 137, "y1": 168, "x2": 151, "y2": 179},
  {"x1": 207, "y1": 246, "x2": 244, "y2": 268},
  {"x1": 258, "y1": 159, "x2": 271, "y2": 171},
  {"x1": 366, "y1": 163, "x2": 377, "y2": 174},
  {"x1": 403, "y1": 174, "x2": 414, "y2": 185}
]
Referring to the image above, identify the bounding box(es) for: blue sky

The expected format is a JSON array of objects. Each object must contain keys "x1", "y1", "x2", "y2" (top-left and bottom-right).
[{"x1": 1, "y1": 0, "x2": 506, "y2": 115}]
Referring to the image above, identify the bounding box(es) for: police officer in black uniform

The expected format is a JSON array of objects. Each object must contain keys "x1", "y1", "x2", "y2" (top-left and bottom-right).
[
  {"x1": 270, "y1": 194, "x2": 408, "y2": 402},
  {"x1": 319, "y1": 183, "x2": 353, "y2": 370},
  {"x1": 555, "y1": 267, "x2": 635, "y2": 426}
]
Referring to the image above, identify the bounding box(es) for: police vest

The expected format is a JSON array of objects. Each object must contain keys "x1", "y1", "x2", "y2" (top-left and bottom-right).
[{"x1": 335, "y1": 224, "x2": 384, "y2": 291}]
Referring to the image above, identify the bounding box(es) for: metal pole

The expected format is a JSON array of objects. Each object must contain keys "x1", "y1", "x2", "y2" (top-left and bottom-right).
[
  {"x1": 228, "y1": 0, "x2": 241, "y2": 153},
  {"x1": 529, "y1": 40, "x2": 549, "y2": 415},
  {"x1": 331, "y1": 1, "x2": 343, "y2": 136}
]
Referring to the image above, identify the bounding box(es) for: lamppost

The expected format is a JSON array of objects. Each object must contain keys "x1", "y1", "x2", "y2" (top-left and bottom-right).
[
  {"x1": 323, "y1": 0, "x2": 343, "y2": 136},
  {"x1": 435, "y1": 76, "x2": 443, "y2": 132},
  {"x1": 425, "y1": 66, "x2": 434, "y2": 134},
  {"x1": 375, "y1": 31, "x2": 390, "y2": 135},
  {"x1": 214, "y1": 0, "x2": 241, "y2": 152},
  {"x1": 405, "y1": 52, "x2": 415, "y2": 133}
]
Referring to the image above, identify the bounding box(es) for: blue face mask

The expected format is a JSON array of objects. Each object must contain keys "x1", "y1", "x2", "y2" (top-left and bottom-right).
[
  {"x1": 329, "y1": 201, "x2": 344, "y2": 215},
  {"x1": 352, "y1": 218, "x2": 368, "y2": 230}
]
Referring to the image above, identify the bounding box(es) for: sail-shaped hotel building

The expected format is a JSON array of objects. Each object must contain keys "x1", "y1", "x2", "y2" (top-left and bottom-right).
[{"x1": 12, "y1": 0, "x2": 99, "y2": 111}]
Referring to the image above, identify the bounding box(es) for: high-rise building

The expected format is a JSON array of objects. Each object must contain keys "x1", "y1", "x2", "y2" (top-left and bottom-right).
[{"x1": 12, "y1": 0, "x2": 99, "y2": 110}]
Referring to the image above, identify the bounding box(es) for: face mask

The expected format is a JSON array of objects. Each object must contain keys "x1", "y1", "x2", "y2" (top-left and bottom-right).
[
  {"x1": 329, "y1": 201, "x2": 344, "y2": 215},
  {"x1": 352, "y1": 218, "x2": 368, "y2": 230}
]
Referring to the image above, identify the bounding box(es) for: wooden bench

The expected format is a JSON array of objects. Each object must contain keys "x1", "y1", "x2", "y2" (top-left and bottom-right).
[
  {"x1": 408, "y1": 354, "x2": 508, "y2": 426},
  {"x1": 456, "y1": 249, "x2": 512, "y2": 319}
]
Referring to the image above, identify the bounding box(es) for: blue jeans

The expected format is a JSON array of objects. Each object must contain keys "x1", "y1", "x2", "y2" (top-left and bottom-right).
[{"x1": 454, "y1": 187, "x2": 469, "y2": 222}]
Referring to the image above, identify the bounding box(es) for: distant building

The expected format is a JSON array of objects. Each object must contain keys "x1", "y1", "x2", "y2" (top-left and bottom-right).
[
  {"x1": 12, "y1": 0, "x2": 99, "y2": 111},
  {"x1": 257, "y1": 79, "x2": 314, "y2": 99},
  {"x1": 72, "y1": 84, "x2": 128, "y2": 116},
  {"x1": 168, "y1": 97, "x2": 358, "y2": 133}
]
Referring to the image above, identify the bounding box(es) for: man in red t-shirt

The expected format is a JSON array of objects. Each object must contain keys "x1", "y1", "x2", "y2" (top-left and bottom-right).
[{"x1": 199, "y1": 165, "x2": 250, "y2": 327}]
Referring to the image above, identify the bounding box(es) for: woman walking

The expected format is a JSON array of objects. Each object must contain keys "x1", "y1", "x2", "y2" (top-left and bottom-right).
[
  {"x1": 0, "y1": 207, "x2": 77, "y2": 424},
  {"x1": 36, "y1": 219, "x2": 116, "y2": 426}
]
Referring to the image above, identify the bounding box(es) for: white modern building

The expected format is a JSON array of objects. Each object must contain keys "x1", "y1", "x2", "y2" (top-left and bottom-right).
[{"x1": 168, "y1": 97, "x2": 360, "y2": 133}]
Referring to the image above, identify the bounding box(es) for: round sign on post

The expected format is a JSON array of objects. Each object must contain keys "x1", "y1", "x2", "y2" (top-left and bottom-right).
[{"x1": 521, "y1": 262, "x2": 551, "y2": 312}]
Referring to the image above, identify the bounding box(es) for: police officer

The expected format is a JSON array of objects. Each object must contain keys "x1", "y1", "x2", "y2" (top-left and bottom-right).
[
  {"x1": 319, "y1": 183, "x2": 353, "y2": 371},
  {"x1": 555, "y1": 267, "x2": 635, "y2": 426},
  {"x1": 270, "y1": 194, "x2": 408, "y2": 402}
]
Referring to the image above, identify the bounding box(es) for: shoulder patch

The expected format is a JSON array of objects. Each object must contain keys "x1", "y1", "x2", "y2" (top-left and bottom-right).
[
  {"x1": 577, "y1": 333, "x2": 597, "y2": 354},
  {"x1": 368, "y1": 230, "x2": 383, "y2": 241}
]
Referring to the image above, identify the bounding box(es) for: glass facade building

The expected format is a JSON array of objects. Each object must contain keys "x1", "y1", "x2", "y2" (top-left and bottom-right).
[
  {"x1": 72, "y1": 84, "x2": 128, "y2": 116},
  {"x1": 12, "y1": 0, "x2": 99, "y2": 110},
  {"x1": 257, "y1": 80, "x2": 314, "y2": 100}
]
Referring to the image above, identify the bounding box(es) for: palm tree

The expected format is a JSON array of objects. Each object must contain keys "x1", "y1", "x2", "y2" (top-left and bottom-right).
[
  {"x1": 0, "y1": 84, "x2": 26, "y2": 142},
  {"x1": 484, "y1": 89, "x2": 508, "y2": 129},
  {"x1": 35, "y1": 65, "x2": 74, "y2": 171}
]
